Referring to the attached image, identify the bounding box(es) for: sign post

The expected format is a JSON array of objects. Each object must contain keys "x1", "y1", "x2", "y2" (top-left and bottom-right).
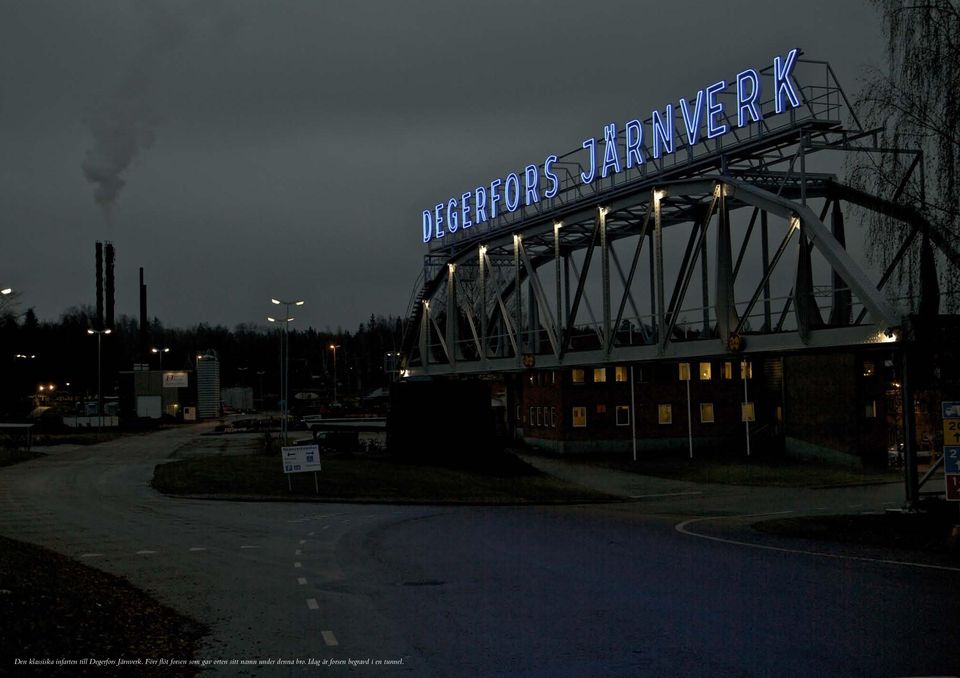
[
  {"x1": 281, "y1": 444, "x2": 322, "y2": 495},
  {"x1": 944, "y1": 401, "x2": 960, "y2": 502}
]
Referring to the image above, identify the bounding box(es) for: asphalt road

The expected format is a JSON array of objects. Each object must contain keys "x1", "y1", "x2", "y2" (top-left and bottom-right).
[{"x1": 1, "y1": 425, "x2": 958, "y2": 677}]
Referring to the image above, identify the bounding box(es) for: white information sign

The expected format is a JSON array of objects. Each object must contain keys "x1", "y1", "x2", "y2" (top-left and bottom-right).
[{"x1": 282, "y1": 444, "x2": 322, "y2": 474}]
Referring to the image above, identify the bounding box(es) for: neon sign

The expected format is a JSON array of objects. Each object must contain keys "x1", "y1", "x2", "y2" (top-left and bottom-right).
[{"x1": 422, "y1": 48, "x2": 802, "y2": 244}]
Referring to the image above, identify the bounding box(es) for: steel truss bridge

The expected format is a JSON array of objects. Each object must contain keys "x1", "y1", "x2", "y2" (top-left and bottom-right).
[{"x1": 400, "y1": 59, "x2": 960, "y2": 377}]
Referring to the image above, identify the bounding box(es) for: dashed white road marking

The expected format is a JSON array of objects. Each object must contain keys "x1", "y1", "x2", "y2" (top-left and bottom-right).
[
  {"x1": 240, "y1": 545, "x2": 259, "y2": 550},
  {"x1": 307, "y1": 532, "x2": 315, "y2": 537},
  {"x1": 295, "y1": 549, "x2": 302, "y2": 555},
  {"x1": 321, "y1": 631, "x2": 339, "y2": 647},
  {"x1": 299, "y1": 539, "x2": 306, "y2": 545},
  {"x1": 189, "y1": 547, "x2": 207, "y2": 552},
  {"x1": 306, "y1": 598, "x2": 319, "y2": 610},
  {"x1": 135, "y1": 550, "x2": 158, "y2": 555},
  {"x1": 294, "y1": 562, "x2": 302, "y2": 568},
  {"x1": 297, "y1": 577, "x2": 307, "y2": 586},
  {"x1": 79, "y1": 553, "x2": 103, "y2": 559},
  {"x1": 321, "y1": 525, "x2": 330, "y2": 531},
  {"x1": 675, "y1": 513, "x2": 960, "y2": 573}
]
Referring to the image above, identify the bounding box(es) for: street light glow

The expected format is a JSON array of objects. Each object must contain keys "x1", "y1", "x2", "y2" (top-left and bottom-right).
[{"x1": 1, "y1": 288, "x2": 11, "y2": 295}]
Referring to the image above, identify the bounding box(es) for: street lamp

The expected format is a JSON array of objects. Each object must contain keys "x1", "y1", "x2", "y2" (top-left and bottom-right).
[
  {"x1": 328, "y1": 344, "x2": 341, "y2": 404},
  {"x1": 151, "y1": 346, "x2": 170, "y2": 371},
  {"x1": 269, "y1": 297, "x2": 303, "y2": 444},
  {"x1": 87, "y1": 328, "x2": 112, "y2": 434},
  {"x1": 1, "y1": 288, "x2": 11, "y2": 295}
]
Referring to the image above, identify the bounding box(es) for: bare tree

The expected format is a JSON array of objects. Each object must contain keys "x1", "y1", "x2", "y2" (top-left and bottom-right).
[{"x1": 848, "y1": 0, "x2": 960, "y2": 311}]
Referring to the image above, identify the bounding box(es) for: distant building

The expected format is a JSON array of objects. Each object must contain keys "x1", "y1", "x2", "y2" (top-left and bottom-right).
[{"x1": 197, "y1": 351, "x2": 221, "y2": 419}]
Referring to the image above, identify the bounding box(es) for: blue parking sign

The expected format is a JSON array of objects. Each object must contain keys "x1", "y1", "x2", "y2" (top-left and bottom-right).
[{"x1": 945, "y1": 447, "x2": 960, "y2": 475}]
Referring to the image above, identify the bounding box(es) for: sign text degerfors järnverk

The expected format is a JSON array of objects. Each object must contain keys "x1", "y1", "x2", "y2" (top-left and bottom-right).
[{"x1": 421, "y1": 48, "x2": 802, "y2": 244}]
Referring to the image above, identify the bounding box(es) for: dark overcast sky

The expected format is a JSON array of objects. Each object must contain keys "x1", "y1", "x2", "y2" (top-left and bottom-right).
[{"x1": 0, "y1": 0, "x2": 883, "y2": 331}]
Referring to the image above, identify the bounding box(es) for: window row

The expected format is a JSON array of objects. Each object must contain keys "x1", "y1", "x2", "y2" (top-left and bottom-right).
[{"x1": 570, "y1": 362, "x2": 752, "y2": 384}]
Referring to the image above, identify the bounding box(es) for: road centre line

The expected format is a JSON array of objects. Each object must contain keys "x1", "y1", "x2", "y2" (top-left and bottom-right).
[
  {"x1": 79, "y1": 553, "x2": 103, "y2": 558},
  {"x1": 297, "y1": 578, "x2": 307, "y2": 585},
  {"x1": 675, "y1": 513, "x2": 960, "y2": 573},
  {"x1": 321, "y1": 631, "x2": 339, "y2": 647},
  {"x1": 135, "y1": 550, "x2": 158, "y2": 555},
  {"x1": 294, "y1": 562, "x2": 302, "y2": 568},
  {"x1": 295, "y1": 549, "x2": 302, "y2": 555},
  {"x1": 189, "y1": 547, "x2": 206, "y2": 552},
  {"x1": 240, "y1": 545, "x2": 259, "y2": 549},
  {"x1": 306, "y1": 598, "x2": 319, "y2": 610},
  {"x1": 299, "y1": 540, "x2": 306, "y2": 545}
]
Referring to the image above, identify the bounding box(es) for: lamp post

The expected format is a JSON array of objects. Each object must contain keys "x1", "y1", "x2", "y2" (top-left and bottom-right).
[
  {"x1": 269, "y1": 297, "x2": 303, "y2": 444},
  {"x1": 87, "y1": 328, "x2": 112, "y2": 435},
  {"x1": 151, "y1": 346, "x2": 170, "y2": 371},
  {"x1": 329, "y1": 344, "x2": 340, "y2": 405}
]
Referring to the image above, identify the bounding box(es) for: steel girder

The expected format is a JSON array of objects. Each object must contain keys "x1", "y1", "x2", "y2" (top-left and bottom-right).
[{"x1": 402, "y1": 175, "x2": 903, "y2": 377}]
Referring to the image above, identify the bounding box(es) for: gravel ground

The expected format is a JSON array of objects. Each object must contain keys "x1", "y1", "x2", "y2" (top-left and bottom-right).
[{"x1": 0, "y1": 536, "x2": 206, "y2": 675}]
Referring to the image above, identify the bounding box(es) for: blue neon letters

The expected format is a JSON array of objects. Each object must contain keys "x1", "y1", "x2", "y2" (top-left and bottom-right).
[{"x1": 420, "y1": 49, "x2": 802, "y2": 243}]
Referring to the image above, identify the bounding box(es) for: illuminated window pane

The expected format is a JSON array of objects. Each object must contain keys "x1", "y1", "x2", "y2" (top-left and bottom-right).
[
  {"x1": 700, "y1": 403, "x2": 715, "y2": 423},
  {"x1": 616, "y1": 405, "x2": 630, "y2": 426},
  {"x1": 863, "y1": 361, "x2": 875, "y2": 377},
  {"x1": 658, "y1": 404, "x2": 673, "y2": 425},
  {"x1": 572, "y1": 406, "x2": 587, "y2": 428},
  {"x1": 615, "y1": 366, "x2": 628, "y2": 382},
  {"x1": 722, "y1": 362, "x2": 733, "y2": 379},
  {"x1": 572, "y1": 369, "x2": 585, "y2": 384},
  {"x1": 596, "y1": 403, "x2": 607, "y2": 414},
  {"x1": 864, "y1": 400, "x2": 877, "y2": 418},
  {"x1": 594, "y1": 367, "x2": 607, "y2": 383},
  {"x1": 699, "y1": 362, "x2": 712, "y2": 380},
  {"x1": 740, "y1": 361, "x2": 753, "y2": 379},
  {"x1": 678, "y1": 363, "x2": 691, "y2": 381}
]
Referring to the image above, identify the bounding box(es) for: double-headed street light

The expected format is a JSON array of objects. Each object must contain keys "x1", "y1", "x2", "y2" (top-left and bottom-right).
[
  {"x1": 269, "y1": 297, "x2": 304, "y2": 444},
  {"x1": 87, "y1": 328, "x2": 112, "y2": 434},
  {"x1": 151, "y1": 346, "x2": 170, "y2": 371}
]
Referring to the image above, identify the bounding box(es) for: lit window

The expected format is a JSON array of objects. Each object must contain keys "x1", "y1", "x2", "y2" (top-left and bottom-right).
[
  {"x1": 615, "y1": 366, "x2": 628, "y2": 382},
  {"x1": 863, "y1": 361, "x2": 875, "y2": 377},
  {"x1": 678, "y1": 363, "x2": 691, "y2": 381},
  {"x1": 722, "y1": 362, "x2": 733, "y2": 379},
  {"x1": 699, "y1": 362, "x2": 712, "y2": 380},
  {"x1": 658, "y1": 404, "x2": 673, "y2": 425},
  {"x1": 550, "y1": 407, "x2": 557, "y2": 427},
  {"x1": 865, "y1": 400, "x2": 877, "y2": 418},
  {"x1": 740, "y1": 361, "x2": 753, "y2": 379},
  {"x1": 616, "y1": 405, "x2": 630, "y2": 426},
  {"x1": 700, "y1": 403, "x2": 715, "y2": 423},
  {"x1": 594, "y1": 367, "x2": 607, "y2": 383},
  {"x1": 596, "y1": 403, "x2": 607, "y2": 414},
  {"x1": 572, "y1": 406, "x2": 587, "y2": 428},
  {"x1": 572, "y1": 368, "x2": 585, "y2": 384}
]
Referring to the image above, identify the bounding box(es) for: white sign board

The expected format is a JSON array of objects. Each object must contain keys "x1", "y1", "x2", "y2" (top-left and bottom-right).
[
  {"x1": 163, "y1": 371, "x2": 189, "y2": 388},
  {"x1": 282, "y1": 444, "x2": 322, "y2": 474}
]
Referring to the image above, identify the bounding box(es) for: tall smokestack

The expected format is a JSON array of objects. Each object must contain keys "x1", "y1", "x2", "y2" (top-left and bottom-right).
[
  {"x1": 105, "y1": 242, "x2": 115, "y2": 329},
  {"x1": 95, "y1": 241, "x2": 104, "y2": 330},
  {"x1": 139, "y1": 267, "x2": 148, "y2": 361}
]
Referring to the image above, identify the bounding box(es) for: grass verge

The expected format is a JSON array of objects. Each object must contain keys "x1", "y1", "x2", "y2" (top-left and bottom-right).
[
  {"x1": 542, "y1": 452, "x2": 901, "y2": 488},
  {"x1": 0, "y1": 535, "x2": 206, "y2": 673},
  {"x1": 152, "y1": 452, "x2": 617, "y2": 504}
]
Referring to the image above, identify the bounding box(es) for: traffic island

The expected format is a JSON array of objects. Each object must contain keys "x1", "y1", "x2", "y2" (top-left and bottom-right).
[
  {"x1": 753, "y1": 504, "x2": 960, "y2": 556},
  {"x1": 151, "y1": 452, "x2": 618, "y2": 505}
]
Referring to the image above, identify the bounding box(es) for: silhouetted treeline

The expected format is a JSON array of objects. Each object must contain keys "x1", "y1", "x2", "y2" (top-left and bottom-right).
[{"x1": 0, "y1": 306, "x2": 402, "y2": 416}]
